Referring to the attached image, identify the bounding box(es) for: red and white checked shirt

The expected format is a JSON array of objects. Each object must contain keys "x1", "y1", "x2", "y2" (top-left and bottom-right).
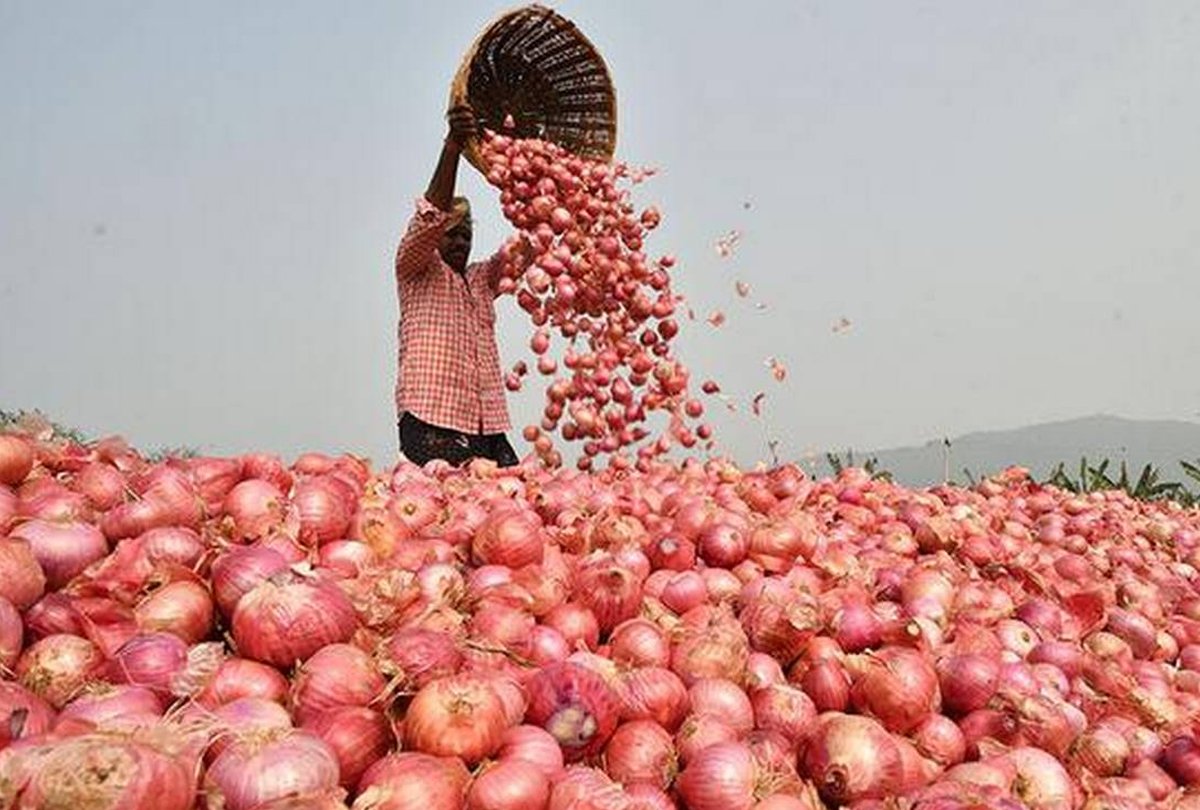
[{"x1": 393, "y1": 198, "x2": 511, "y2": 435}]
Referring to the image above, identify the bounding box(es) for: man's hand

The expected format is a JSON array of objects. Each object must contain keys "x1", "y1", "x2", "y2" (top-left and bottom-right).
[{"x1": 447, "y1": 104, "x2": 479, "y2": 148}]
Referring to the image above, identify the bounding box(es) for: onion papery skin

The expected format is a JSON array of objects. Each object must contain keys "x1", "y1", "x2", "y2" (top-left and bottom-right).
[
  {"x1": 301, "y1": 706, "x2": 394, "y2": 789},
  {"x1": 402, "y1": 673, "x2": 508, "y2": 765},
  {"x1": 16, "y1": 633, "x2": 105, "y2": 709},
  {"x1": 354, "y1": 752, "x2": 471, "y2": 810}
]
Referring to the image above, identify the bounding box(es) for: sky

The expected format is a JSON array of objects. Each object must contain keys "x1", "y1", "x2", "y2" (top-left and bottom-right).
[{"x1": 2, "y1": 1, "x2": 1198, "y2": 470}]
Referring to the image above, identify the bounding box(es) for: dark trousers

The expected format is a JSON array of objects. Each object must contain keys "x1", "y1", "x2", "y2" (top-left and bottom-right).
[{"x1": 398, "y1": 411, "x2": 519, "y2": 468}]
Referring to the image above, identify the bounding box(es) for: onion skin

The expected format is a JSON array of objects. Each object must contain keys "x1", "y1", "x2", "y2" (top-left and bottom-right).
[
  {"x1": 8, "y1": 519, "x2": 108, "y2": 590},
  {"x1": 135, "y1": 580, "x2": 214, "y2": 644},
  {"x1": 302, "y1": 706, "x2": 394, "y2": 789},
  {"x1": 802, "y1": 713, "x2": 903, "y2": 805},
  {"x1": 602, "y1": 720, "x2": 676, "y2": 790},
  {"x1": 0, "y1": 682, "x2": 56, "y2": 748},
  {"x1": 0, "y1": 596, "x2": 22, "y2": 671},
  {"x1": 497, "y1": 724, "x2": 565, "y2": 779},
  {"x1": 16, "y1": 633, "x2": 105, "y2": 709},
  {"x1": 196, "y1": 657, "x2": 290, "y2": 708},
  {"x1": 676, "y1": 740, "x2": 757, "y2": 810},
  {"x1": 291, "y1": 643, "x2": 385, "y2": 725},
  {"x1": 0, "y1": 436, "x2": 34, "y2": 486}
]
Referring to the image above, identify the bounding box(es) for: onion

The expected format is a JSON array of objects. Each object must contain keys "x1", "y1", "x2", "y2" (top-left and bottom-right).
[
  {"x1": 937, "y1": 653, "x2": 1001, "y2": 715},
  {"x1": 911, "y1": 713, "x2": 966, "y2": 767},
  {"x1": 0, "y1": 435, "x2": 34, "y2": 486},
  {"x1": 135, "y1": 580, "x2": 214, "y2": 643},
  {"x1": 697, "y1": 521, "x2": 749, "y2": 568},
  {"x1": 291, "y1": 642, "x2": 385, "y2": 725},
  {"x1": 745, "y1": 652, "x2": 786, "y2": 691},
  {"x1": 661, "y1": 570, "x2": 708, "y2": 614},
  {"x1": 318, "y1": 540, "x2": 376, "y2": 577},
  {"x1": 8, "y1": 519, "x2": 108, "y2": 590},
  {"x1": 1, "y1": 733, "x2": 196, "y2": 809},
  {"x1": 194, "y1": 657, "x2": 288, "y2": 709},
  {"x1": 525, "y1": 661, "x2": 621, "y2": 761},
  {"x1": 620, "y1": 666, "x2": 689, "y2": 731},
  {"x1": 231, "y1": 579, "x2": 358, "y2": 667},
  {"x1": 688, "y1": 678, "x2": 754, "y2": 735},
  {"x1": 202, "y1": 696, "x2": 294, "y2": 760},
  {"x1": 610, "y1": 618, "x2": 670, "y2": 668},
  {"x1": 16, "y1": 633, "x2": 104, "y2": 709},
  {"x1": 848, "y1": 646, "x2": 940, "y2": 734},
  {"x1": 473, "y1": 506, "x2": 545, "y2": 568},
  {"x1": 224, "y1": 479, "x2": 287, "y2": 542},
  {"x1": 0, "y1": 596, "x2": 22, "y2": 671},
  {"x1": 750, "y1": 683, "x2": 817, "y2": 746},
  {"x1": 403, "y1": 673, "x2": 508, "y2": 764},
  {"x1": 205, "y1": 729, "x2": 341, "y2": 810},
  {"x1": 675, "y1": 713, "x2": 739, "y2": 765},
  {"x1": 293, "y1": 477, "x2": 352, "y2": 546},
  {"x1": 210, "y1": 546, "x2": 290, "y2": 618},
  {"x1": 671, "y1": 605, "x2": 750, "y2": 686},
  {"x1": 676, "y1": 740, "x2": 758, "y2": 810},
  {"x1": 467, "y1": 759, "x2": 551, "y2": 810},
  {"x1": 55, "y1": 683, "x2": 162, "y2": 732},
  {"x1": 1163, "y1": 736, "x2": 1200, "y2": 787},
  {"x1": 302, "y1": 706, "x2": 394, "y2": 789},
  {"x1": 355, "y1": 752, "x2": 471, "y2": 810},
  {"x1": 574, "y1": 553, "x2": 645, "y2": 634},
  {"x1": 602, "y1": 720, "x2": 676, "y2": 789},
  {"x1": 800, "y1": 659, "x2": 851, "y2": 712},
  {"x1": 831, "y1": 602, "x2": 884, "y2": 653},
  {"x1": 1070, "y1": 725, "x2": 1129, "y2": 777},
  {"x1": 497, "y1": 724, "x2": 565, "y2": 779},
  {"x1": 74, "y1": 461, "x2": 127, "y2": 510},
  {"x1": 542, "y1": 602, "x2": 599, "y2": 651},
  {"x1": 0, "y1": 681, "x2": 56, "y2": 748},
  {"x1": 802, "y1": 713, "x2": 902, "y2": 805},
  {"x1": 376, "y1": 626, "x2": 463, "y2": 691},
  {"x1": 547, "y1": 765, "x2": 629, "y2": 810},
  {"x1": 104, "y1": 631, "x2": 188, "y2": 697},
  {"x1": 1001, "y1": 746, "x2": 1075, "y2": 810},
  {"x1": 139, "y1": 526, "x2": 205, "y2": 568}
]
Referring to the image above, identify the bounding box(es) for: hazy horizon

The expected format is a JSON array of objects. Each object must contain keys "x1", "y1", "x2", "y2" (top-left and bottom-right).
[{"x1": 3, "y1": 2, "x2": 1198, "y2": 468}]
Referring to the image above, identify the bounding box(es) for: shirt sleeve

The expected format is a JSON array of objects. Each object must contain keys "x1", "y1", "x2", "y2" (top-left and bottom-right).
[
  {"x1": 483, "y1": 249, "x2": 507, "y2": 298},
  {"x1": 395, "y1": 197, "x2": 450, "y2": 282}
]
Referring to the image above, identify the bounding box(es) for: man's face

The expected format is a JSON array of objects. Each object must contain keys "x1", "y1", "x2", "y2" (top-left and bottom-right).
[{"x1": 440, "y1": 216, "x2": 472, "y2": 272}]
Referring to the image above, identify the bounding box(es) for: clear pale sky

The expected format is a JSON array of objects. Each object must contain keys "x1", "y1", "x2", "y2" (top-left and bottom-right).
[{"x1": 2, "y1": 1, "x2": 1198, "y2": 469}]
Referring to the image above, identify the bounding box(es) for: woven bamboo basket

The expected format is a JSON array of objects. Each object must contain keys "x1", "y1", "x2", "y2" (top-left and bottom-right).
[{"x1": 449, "y1": 4, "x2": 617, "y2": 174}]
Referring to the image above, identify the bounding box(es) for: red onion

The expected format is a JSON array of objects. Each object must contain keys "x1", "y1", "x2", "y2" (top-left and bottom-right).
[
  {"x1": 210, "y1": 546, "x2": 290, "y2": 618},
  {"x1": 745, "y1": 652, "x2": 786, "y2": 691},
  {"x1": 548, "y1": 765, "x2": 629, "y2": 810},
  {"x1": 302, "y1": 705, "x2": 394, "y2": 788},
  {"x1": 1163, "y1": 736, "x2": 1200, "y2": 787},
  {"x1": 911, "y1": 713, "x2": 966, "y2": 767},
  {"x1": 497, "y1": 724, "x2": 565, "y2": 779},
  {"x1": 750, "y1": 682, "x2": 817, "y2": 746},
  {"x1": 472, "y1": 506, "x2": 545, "y2": 568},
  {"x1": 526, "y1": 661, "x2": 621, "y2": 761},
  {"x1": 0, "y1": 435, "x2": 34, "y2": 486},
  {"x1": 671, "y1": 605, "x2": 750, "y2": 686},
  {"x1": 403, "y1": 673, "x2": 508, "y2": 764},
  {"x1": 202, "y1": 696, "x2": 293, "y2": 760},
  {"x1": 620, "y1": 666, "x2": 689, "y2": 731},
  {"x1": 291, "y1": 642, "x2": 385, "y2": 724},
  {"x1": 802, "y1": 713, "x2": 903, "y2": 805},
  {"x1": 356, "y1": 752, "x2": 471, "y2": 810},
  {"x1": 135, "y1": 580, "x2": 214, "y2": 643},
  {"x1": 105, "y1": 631, "x2": 189, "y2": 697},
  {"x1": 542, "y1": 602, "x2": 600, "y2": 651},
  {"x1": 376, "y1": 626, "x2": 463, "y2": 691},
  {"x1": 574, "y1": 553, "x2": 645, "y2": 634},
  {"x1": 224, "y1": 479, "x2": 287, "y2": 542},
  {"x1": 467, "y1": 758, "x2": 551, "y2": 810},
  {"x1": 800, "y1": 659, "x2": 851, "y2": 712},
  {"x1": 16, "y1": 633, "x2": 104, "y2": 708},
  {"x1": 848, "y1": 646, "x2": 940, "y2": 734},
  {"x1": 831, "y1": 602, "x2": 884, "y2": 653},
  {"x1": 610, "y1": 618, "x2": 670, "y2": 668},
  {"x1": 231, "y1": 579, "x2": 358, "y2": 667},
  {"x1": 1001, "y1": 746, "x2": 1075, "y2": 810},
  {"x1": 697, "y1": 521, "x2": 749, "y2": 568},
  {"x1": 1070, "y1": 724, "x2": 1130, "y2": 777},
  {"x1": 739, "y1": 589, "x2": 820, "y2": 667},
  {"x1": 205, "y1": 730, "x2": 340, "y2": 810},
  {"x1": 662, "y1": 570, "x2": 708, "y2": 614},
  {"x1": 1028, "y1": 640, "x2": 1084, "y2": 679},
  {"x1": 676, "y1": 741, "x2": 758, "y2": 810},
  {"x1": 8, "y1": 519, "x2": 108, "y2": 590},
  {"x1": 675, "y1": 713, "x2": 739, "y2": 765},
  {"x1": 55, "y1": 683, "x2": 162, "y2": 732},
  {"x1": 293, "y1": 476, "x2": 352, "y2": 546},
  {"x1": 318, "y1": 539, "x2": 376, "y2": 577},
  {"x1": 195, "y1": 657, "x2": 289, "y2": 708},
  {"x1": 936, "y1": 653, "x2": 1001, "y2": 716},
  {"x1": 1125, "y1": 758, "x2": 1176, "y2": 801},
  {"x1": 2, "y1": 733, "x2": 196, "y2": 809},
  {"x1": 688, "y1": 678, "x2": 754, "y2": 735},
  {"x1": 1105, "y1": 608, "x2": 1157, "y2": 660},
  {"x1": 0, "y1": 596, "x2": 22, "y2": 671},
  {"x1": 73, "y1": 461, "x2": 126, "y2": 510},
  {"x1": 139, "y1": 526, "x2": 205, "y2": 568},
  {"x1": 601, "y1": 720, "x2": 676, "y2": 790},
  {"x1": 0, "y1": 681, "x2": 55, "y2": 748}
]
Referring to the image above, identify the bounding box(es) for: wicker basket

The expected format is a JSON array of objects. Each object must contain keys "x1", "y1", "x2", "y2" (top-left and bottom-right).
[{"x1": 449, "y1": 4, "x2": 617, "y2": 174}]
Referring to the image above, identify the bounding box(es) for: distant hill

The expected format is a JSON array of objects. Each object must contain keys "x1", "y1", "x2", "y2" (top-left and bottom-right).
[{"x1": 813, "y1": 415, "x2": 1200, "y2": 488}]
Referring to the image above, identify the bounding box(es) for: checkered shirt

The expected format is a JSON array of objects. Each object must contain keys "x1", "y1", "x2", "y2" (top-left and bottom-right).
[{"x1": 393, "y1": 197, "x2": 510, "y2": 434}]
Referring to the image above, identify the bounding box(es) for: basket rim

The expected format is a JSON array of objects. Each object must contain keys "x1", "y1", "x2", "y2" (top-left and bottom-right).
[{"x1": 448, "y1": 3, "x2": 617, "y2": 174}]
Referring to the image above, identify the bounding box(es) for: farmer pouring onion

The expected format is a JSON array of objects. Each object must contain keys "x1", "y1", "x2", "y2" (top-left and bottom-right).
[{"x1": 393, "y1": 103, "x2": 528, "y2": 468}]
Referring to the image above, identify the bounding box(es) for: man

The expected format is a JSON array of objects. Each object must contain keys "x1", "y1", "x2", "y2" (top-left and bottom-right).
[{"x1": 393, "y1": 104, "x2": 520, "y2": 467}]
